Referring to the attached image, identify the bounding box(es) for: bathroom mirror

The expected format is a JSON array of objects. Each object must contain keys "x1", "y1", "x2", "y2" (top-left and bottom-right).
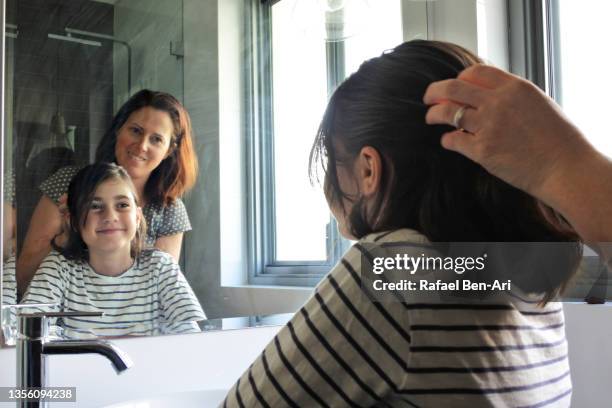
[{"x1": 0, "y1": 0, "x2": 427, "y2": 342}]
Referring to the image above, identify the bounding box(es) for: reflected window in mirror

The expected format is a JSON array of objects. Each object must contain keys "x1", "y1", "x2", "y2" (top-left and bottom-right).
[{"x1": 248, "y1": 0, "x2": 403, "y2": 286}]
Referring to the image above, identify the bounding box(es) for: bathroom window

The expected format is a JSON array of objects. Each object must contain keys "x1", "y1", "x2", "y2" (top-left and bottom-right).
[
  {"x1": 248, "y1": 0, "x2": 403, "y2": 285},
  {"x1": 542, "y1": 0, "x2": 612, "y2": 299},
  {"x1": 547, "y1": 0, "x2": 612, "y2": 156}
]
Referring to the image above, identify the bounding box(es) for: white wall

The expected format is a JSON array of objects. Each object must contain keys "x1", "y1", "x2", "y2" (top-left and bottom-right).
[
  {"x1": 218, "y1": 0, "x2": 248, "y2": 287},
  {"x1": 565, "y1": 304, "x2": 612, "y2": 406}
]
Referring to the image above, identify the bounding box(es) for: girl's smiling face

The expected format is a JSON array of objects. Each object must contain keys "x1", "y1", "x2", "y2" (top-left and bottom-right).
[{"x1": 79, "y1": 179, "x2": 142, "y2": 256}]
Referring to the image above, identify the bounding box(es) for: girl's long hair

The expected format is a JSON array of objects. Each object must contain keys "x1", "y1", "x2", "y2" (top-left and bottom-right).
[{"x1": 309, "y1": 40, "x2": 582, "y2": 303}]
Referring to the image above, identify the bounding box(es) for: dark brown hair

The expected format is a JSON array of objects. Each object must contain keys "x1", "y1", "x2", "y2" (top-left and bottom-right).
[
  {"x1": 53, "y1": 162, "x2": 147, "y2": 261},
  {"x1": 309, "y1": 40, "x2": 582, "y2": 302},
  {"x1": 95, "y1": 90, "x2": 198, "y2": 206}
]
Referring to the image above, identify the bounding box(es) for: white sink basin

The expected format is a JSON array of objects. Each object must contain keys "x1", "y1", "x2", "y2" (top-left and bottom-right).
[{"x1": 104, "y1": 389, "x2": 227, "y2": 408}]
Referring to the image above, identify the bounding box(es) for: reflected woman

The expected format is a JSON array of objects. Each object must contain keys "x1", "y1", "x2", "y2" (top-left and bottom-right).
[{"x1": 16, "y1": 90, "x2": 198, "y2": 295}]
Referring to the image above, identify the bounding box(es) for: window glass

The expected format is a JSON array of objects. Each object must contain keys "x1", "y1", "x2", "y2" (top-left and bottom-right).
[
  {"x1": 344, "y1": 0, "x2": 403, "y2": 75},
  {"x1": 270, "y1": 0, "x2": 402, "y2": 263},
  {"x1": 271, "y1": 0, "x2": 329, "y2": 261},
  {"x1": 556, "y1": 1, "x2": 612, "y2": 156}
]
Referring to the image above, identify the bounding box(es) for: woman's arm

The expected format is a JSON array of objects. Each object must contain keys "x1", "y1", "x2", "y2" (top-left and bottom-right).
[
  {"x1": 157, "y1": 253, "x2": 205, "y2": 332},
  {"x1": 154, "y1": 198, "x2": 191, "y2": 261},
  {"x1": 154, "y1": 232, "x2": 184, "y2": 261},
  {"x1": 16, "y1": 195, "x2": 62, "y2": 295},
  {"x1": 3, "y1": 203, "x2": 16, "y2": 261}
]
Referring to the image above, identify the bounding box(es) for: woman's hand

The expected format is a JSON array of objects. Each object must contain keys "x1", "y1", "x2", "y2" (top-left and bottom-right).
[
  {"x1": 58, "y1": 193, "x2": 68, "y2": 215},
  {"x1": 423, "y1": 64, "x2": 612, "y2": 243},
  {"x1": 3, "y1": 203, "x2": 16, "y2": 261},
  {"x1": 423, "y1": 64, "x2": 593, "y2": 198},
  {"x1": 155, "y1": 232, "x2": 184, "y2": 262},
  {"x1": 54, "y1": 194, "x2": 70, "y2": 247}
]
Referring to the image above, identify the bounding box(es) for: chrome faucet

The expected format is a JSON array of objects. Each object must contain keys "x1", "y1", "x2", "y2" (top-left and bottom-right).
[{"x1": 16, "y1": 310, "x2": 133, "y2": 408}]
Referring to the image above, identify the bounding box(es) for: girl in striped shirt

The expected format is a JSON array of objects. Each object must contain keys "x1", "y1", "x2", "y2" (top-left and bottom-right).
[
  {"x1": 20, "y1": 162, "x2": 205, "y2": 338},
  {"x1": 223, "y1": 40, "x2": 581, "y2": 407}
]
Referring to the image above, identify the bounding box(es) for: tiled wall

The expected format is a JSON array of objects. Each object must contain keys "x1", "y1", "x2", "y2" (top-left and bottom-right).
[
  {"x1": 9, "y1": 0, "x2": 114, "y2": 165},
  {"x1": 8, "y1": 0, "x2": 114, "y2": 250}
]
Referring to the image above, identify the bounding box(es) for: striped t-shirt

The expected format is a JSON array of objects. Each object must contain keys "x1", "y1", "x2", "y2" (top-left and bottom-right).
[
  {"x1": 19, "y1": 249, "x2": 206, "y2": 338},
  {"x1": 223, "y1": 229, "x2": 571, "y2": 407},
  {"x1": 2, "y1": 256, "x2": 17, "y2": 306}
]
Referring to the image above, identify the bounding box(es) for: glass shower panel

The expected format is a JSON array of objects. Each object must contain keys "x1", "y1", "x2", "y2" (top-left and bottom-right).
[{"x1": 2, "y1": 0, "x2": 184, "y2": 304}]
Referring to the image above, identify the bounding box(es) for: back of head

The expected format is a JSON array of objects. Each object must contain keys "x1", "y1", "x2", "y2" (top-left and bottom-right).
[{"x1": 310, "y1": 40, "x2": 581, "y2": 301}]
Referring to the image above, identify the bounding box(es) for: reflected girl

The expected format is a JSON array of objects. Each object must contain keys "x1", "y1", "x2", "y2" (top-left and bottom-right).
[
  {"x1": 20, "y1": 162, "x2": 205, "y2": 338},
  {"x1": 17, "y1": 90, "x2": 198, "y2": 295}
]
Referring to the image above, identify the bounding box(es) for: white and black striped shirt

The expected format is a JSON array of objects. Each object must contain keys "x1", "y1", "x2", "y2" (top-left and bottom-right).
[
  {"x1": 223, "y1": 229, "x2": 570, "y2": 407},
  {"x1": 2, "y1": 256, "x2": 17, "y2": 307},
  {"x1": 19, "y1": 249, "x2": 206, "y2": 338}
]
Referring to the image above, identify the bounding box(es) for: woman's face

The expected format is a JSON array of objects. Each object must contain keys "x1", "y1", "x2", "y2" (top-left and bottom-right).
[
  {"x1": 114, "y1": 106, "x2": 174, "y2": 182},
  {"x1": 80, "y1": 179, "x2": 142, "y2": 256}
]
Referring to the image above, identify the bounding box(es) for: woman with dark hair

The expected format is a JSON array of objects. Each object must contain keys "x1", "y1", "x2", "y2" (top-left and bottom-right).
[
  {"x1": 16, "y1": 90, "x2": 198, "y2": 295},
  {"x1": 222, "y1": 40, "x2": 580, "y2": 407}
]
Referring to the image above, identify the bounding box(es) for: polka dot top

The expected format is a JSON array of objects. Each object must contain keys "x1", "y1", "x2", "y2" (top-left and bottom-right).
[{"x1": 39, "y1": 166, "x2": 192, "y2": 246}]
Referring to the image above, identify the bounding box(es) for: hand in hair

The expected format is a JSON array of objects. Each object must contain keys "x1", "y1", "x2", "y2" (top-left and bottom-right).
[
  {"x1": 54, "y1": 194, "x2": 70, "y2": 248},
  {"x1": 58, "y1": 193, "x2": 68, "y2": 216},
  {"x1": 424, "y1": 64, "x2": 612, "y2": 244}
]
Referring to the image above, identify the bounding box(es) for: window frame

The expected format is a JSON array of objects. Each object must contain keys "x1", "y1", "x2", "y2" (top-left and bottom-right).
[
  {"x1": 544, "y1": 0, "x2": 563, "y2": 104},
  {"x1": 508, "y1": 0, "x2": 560, "y2": 99},
  {"x1": 246, "y1": 0, "x2": 410, "y2": 286},
  {"x1": 246, "y1": 0, "x2": 353, "y2": 286},
  {"x1": 513, "y1": 0, "x2": 609, "y2": 303}
]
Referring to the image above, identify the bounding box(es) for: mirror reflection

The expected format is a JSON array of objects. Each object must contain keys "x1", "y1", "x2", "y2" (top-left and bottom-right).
[{"x1": 1, "y1": 0, "x2": 413, "y2": 341}]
